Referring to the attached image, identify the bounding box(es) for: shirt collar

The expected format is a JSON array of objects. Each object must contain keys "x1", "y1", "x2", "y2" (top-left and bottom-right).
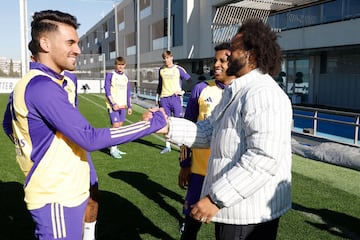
[{"x1": 29, "y1": 62, "x2": 64, "y2": 80}]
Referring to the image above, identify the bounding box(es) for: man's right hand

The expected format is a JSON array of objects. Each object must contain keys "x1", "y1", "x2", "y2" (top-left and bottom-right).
[
  {"x1": 142, "y1": 108, "x2": 169, "y2": 134},
  {"x1": 178, "y1": 167, "x2": 191, "y2": 189}
]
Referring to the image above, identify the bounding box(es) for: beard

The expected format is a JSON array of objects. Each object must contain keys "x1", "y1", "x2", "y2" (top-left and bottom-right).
[{"x1": 226, "y1": 57, "x2": 246, "y2": 77}]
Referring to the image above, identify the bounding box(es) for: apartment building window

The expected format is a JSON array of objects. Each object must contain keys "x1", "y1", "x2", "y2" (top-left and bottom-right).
[
  {"x1": 86, "y1": 36, "x2": 89, "y2": 48},
  {"x1": 140, "y1": 0, "x2": 151, "y2": 19},
  {"x1": 93, "y1": 32, "x2": 98, "y2": 44},
  {"x1": 90, "y1": 51, "x2": 94, "y2": 63},
  {"x1": 343, "y1": 0, "x2": 360, "y2": 18},
  {"x1": 126, "y1": 33, "x2": 136, "y2": 56},
  {"x1": 268, "y1": 0, "x2": 360, "y2": 31},
  {"x1": 103, "y1": 23, "x2": 109, "y2": 39},
  {"x1": 109, "y1": 41, "x2": 116, "y2": 59},
  {"x1": 326, "y1": 52, "x2": 360, "y2": 73},
  {"x1": 118, "y1": 8, "x2": 125, "y2": 31},
  {"x1": 151, "y1": 18, "x2": 169, "y2": 50}
]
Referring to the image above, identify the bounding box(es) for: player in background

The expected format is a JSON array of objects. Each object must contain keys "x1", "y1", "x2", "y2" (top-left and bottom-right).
[
  {"x1": 104, "y1": 57, "x2": 132, "y2": 159},
  {"x1": 156, "y1": 50, "x2": 191, "y2": 154},
  {"x1": 178, "y1": 43, "x2": 235, "y2": 239}
]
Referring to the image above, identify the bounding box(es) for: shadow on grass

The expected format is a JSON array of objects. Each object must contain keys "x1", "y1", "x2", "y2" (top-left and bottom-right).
[
  {"x1": 97, "y1": 138, "x2": 166, "y2": 157},
  {"x1": 132, "y1": 138, "x2": 167, "y2": 151},
  {"x1": 98, "y1": 148, "x2": 111, "y2": 156},
  {"x1": 0, "y1": 181, "x2": 175, "y2": 240},
  {"x1": 0, "y1": 181, "x2": 35, "y2": 240},
  {"x1": 131, "y1": 138, "x2": 181, "y2": 154},
  {"x1": 96, "y1": 190, "x2": 174, "y2": 240},
  {"x1": 292, "y1": 203, "x2": 360, "y2": 239},
  {"x1": 109, "y1": 170, "x2": 183, "y2": 221}
]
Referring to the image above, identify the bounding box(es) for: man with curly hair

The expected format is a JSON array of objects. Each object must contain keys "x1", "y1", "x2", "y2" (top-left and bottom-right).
[{"x1": 153, "y1": 18, "x2": 293, "y2": 240}]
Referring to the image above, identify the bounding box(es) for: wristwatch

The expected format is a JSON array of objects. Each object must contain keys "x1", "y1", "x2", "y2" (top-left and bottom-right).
[{"x1": 207, "y1": 195, "x2": 224, "y2": 209}]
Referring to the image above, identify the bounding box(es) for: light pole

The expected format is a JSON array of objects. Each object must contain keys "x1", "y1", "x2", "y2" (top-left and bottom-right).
[
  {"x1": 19, "y1": 0, "x2": 28, "y2": 77},
  {"x1": 114, "y1": 1, "x2": 119, "y2": 56},
  {"x1": 167, "y1": 0, "x2": 171, "y2": 50},
  {"x1": 136, "y1": 0, "x2": 140, "y2": 96}
]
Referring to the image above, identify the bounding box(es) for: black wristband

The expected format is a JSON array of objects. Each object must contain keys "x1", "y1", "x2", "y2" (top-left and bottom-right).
[{"x1": 207, "y1": 195, "x2": 224, "y2": 209}]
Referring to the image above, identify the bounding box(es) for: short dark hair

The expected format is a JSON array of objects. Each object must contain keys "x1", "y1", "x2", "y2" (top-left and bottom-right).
[
  {"x1": 115, "y1": 56, "x2": 126, "y2": 65},
  {"x1": 214, "y1": 42, "x2": 230, "y2": 52},
  {"x1": 28, "y1": 10, "x2": 80, "y2": 56},
  {"x1": 162, "y1": 50, "x2": 172, "y2": 59},
  {"x1": 233, "y1": 18, "x2": 282, "y2": 76}
]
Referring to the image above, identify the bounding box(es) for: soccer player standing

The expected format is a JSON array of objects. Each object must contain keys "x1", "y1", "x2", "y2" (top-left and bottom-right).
[
  {"x1": 178, "y1": 42, "x2": 235, "y2": 239},
  {"x1": 2, "y1": 10, "x2": 166, "y2": 239},
  {"x1": 104, "y1": 56, "x2": 132, "y2": 159},
  {"x1": 156, "y1": 50, "x2": 191, "y2": 154}
]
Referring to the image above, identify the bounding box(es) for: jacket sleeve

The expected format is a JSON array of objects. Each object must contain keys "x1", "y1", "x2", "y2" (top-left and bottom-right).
[
  {"x1": 2, "y1": 93, "x2": 15, "y2": 143},
  {"x1": 28, "y1": 77, "x2": 167, "y2": 152},
  {"x1": 104, "y1": 73, "x2": 114, "y2": 105}
]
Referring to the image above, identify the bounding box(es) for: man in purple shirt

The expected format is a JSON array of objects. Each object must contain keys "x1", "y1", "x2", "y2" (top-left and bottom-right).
[
  {"x1": 64, "y1": 71, "x2": 99, "y2": 240},
  {"x1": 178, "y1": 43, "x2": 234, "y2": 239},
  {"x1": 2, "y1": 10, "x2": 166, "y2": 239}
]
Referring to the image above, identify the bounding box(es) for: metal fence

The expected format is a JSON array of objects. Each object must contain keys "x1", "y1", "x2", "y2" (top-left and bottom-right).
[
  {"x1": 293, "y1": 105, "x2": 360, "y2": 146},
  {"x1": 132, "y1": 92, "x2": 360, "y2": 146}
]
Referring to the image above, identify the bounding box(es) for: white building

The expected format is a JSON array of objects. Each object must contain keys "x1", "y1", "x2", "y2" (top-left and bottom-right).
[
  {"x1": 78, "y1": 0, "x2": 360, "y2": 110},
  {"x1": 0, "y1": 57, "x2": 21, "y2": 76}
]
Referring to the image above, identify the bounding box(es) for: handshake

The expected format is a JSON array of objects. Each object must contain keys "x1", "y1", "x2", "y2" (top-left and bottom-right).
[{"x1": 142, "y1": 107, "x2": 169, "y2": 134}]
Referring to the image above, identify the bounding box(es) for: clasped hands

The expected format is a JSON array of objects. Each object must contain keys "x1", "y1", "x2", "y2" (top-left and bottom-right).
[{"x1": 142, "y1": 107, "x2": 169, "y2": 134}]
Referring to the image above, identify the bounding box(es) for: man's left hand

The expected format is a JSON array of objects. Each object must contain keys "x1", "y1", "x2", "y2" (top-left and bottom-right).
[{"x1": 190, "y1": 196, "x2": 220, "y2": 224}]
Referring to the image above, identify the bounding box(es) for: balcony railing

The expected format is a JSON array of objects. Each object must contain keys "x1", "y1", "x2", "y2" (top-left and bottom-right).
[{"x1": 293, "y1": 105, "x2": 360, "y2": 146}]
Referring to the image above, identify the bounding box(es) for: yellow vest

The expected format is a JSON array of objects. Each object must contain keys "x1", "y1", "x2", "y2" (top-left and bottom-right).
[{"x1": 191, "y1": 80, "x2": 224, "y2": 175}]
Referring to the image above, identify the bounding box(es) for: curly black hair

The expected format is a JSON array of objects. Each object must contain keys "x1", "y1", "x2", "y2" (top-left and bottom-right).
[
  {"x1": 28, "y1": 10, "x2": 80, "y2": 56},
  {"x1": 214, "y1": 42, "x2": 230, "y2": 52},
  {"x1": 233, "y1": 18, "x2": 282, "y2": 76}
]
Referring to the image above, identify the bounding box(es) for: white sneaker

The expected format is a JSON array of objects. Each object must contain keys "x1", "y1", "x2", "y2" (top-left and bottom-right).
[
  {"x1": 110, "y1": 149, "x2": 122, "y2": 159},
  {"x1": 118, "y1": 149, "x2": 127, "y2": 155},
  {"x1": 160, "y1": 147, "x2": 171, "y2": 154}
]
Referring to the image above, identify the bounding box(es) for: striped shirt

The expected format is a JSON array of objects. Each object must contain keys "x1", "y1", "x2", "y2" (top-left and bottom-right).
[{"x1": 167, "y1": 69, "x2": 293, "y2": 224}]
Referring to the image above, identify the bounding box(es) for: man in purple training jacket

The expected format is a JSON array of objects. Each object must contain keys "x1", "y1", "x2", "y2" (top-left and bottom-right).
[{"x1": 2, "y1": 10, "x2": 166, "y2": 239}]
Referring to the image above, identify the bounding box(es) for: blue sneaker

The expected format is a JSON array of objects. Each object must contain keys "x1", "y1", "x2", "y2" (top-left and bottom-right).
[
  {"x1": 110, "y1": 149, "x2": 122, "y2": 159},
  {"x1": 160, "y1": 147, "x2": 171, "y2": 154}
]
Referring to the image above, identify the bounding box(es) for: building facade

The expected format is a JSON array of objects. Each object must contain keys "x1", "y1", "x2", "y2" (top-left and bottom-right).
[
  {"x1": 77, "y1": 0, "x2": 360, "y2": 111},
  {"x1": 0, "y1": 57, "x2": 21, "y2": 77}
]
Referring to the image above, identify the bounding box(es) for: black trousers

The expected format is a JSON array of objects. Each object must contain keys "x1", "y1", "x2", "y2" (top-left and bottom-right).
[{"x1": 215, "y1": 218, "x2": 280, "y2": 240}]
